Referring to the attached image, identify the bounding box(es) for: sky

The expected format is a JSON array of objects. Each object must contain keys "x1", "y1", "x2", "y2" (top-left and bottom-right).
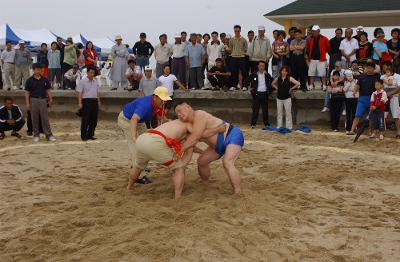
[{"x1": 0, "y1": 0, "x2": 294, "y2": 45}]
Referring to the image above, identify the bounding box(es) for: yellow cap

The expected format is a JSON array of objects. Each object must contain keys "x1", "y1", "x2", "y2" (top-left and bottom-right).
[{"x1": 153, "y1": 86, "x2": 172, "y2": 101}]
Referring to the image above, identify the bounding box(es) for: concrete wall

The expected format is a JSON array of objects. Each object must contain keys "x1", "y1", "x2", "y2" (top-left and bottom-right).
[{"x1": 0, "y1": 90, "x2": 329, "y2": 125}]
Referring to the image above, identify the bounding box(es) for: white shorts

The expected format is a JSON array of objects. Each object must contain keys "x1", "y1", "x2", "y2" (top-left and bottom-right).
[
  {"x1": 308, "y1": 60, "x2": 326, "y2": 77},
  {"x1": 390, "y1": 96, "x2": 400, "y2": 118}
]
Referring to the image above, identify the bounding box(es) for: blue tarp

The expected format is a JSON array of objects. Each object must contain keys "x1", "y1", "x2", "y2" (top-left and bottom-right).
[
  {"x1": 80, "y1": 34, "x2": 101, "y2": 53},
  {"x1": 5, "y1": 24, "x2": 30, "y2": 45}
]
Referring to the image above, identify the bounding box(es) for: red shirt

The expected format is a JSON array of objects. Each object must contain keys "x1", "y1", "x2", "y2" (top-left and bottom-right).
[
  {"x1": 83, "y1": 49, "x2": 97, "y2": 66},
  {"x1": 307, "y1": 35, "x2": 330, "y2": 62}
]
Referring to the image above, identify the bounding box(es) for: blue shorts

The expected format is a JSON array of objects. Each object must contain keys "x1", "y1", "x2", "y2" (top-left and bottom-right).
[
  {"x1": 215, "y1": 125, "x2": 244, "y2": 156},
  {"x1": 355, "y1": 96, "x2": 371, "y2": 118}
]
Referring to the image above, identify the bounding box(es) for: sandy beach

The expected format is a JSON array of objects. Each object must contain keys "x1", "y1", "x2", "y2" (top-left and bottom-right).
[{"x1": 1, "y1": 119, "x2": 400, "y2": 261}]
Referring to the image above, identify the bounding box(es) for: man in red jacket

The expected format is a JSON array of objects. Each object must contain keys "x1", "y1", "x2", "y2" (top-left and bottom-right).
[{"x1": 307, "y1": 25, "x2": 330, "y2": 90}]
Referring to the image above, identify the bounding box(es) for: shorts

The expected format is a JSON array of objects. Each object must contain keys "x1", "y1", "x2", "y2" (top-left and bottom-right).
[
  {"x1": 308, "y1": 60, "x2": 326, "y2": 77},
  {"x1": 215, "y1": 125, "x2": 244, "y2": 156},
  {"x1": 389, "y1": 96, "x2": 400, "y2": 118},
  {"x1": 134, "y1": 133, "x2": 183, "y2": 170},
  {"x1": 355, "y1": 96, "x2": 371, "y2": 118}
]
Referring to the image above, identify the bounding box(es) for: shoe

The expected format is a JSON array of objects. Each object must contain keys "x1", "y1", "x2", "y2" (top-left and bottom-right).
[
  {"x1": 229, "y1": 87, "x2": 236, "y2": 91},
  {"x1": 89, "y1": 137, "x2": 97, "y2": 140},
  {"x1": 322, "y1": 85, "x2": 327, "y2": 91},
  {"x1": 201, "y1": 87, "x2": 209, "y2": 90},
  {"x1": 82, "y1": 138, "x2": 88, "y2": 141},
  {"x1": 369, "y1": 134, "x2": 377, "y2": 139},
  {"x1": 250, "y1": 125, "x2": 256, "y2": 129},
  {"x1": 27, "y1": 131, "x2": 33, "y2": 136},
  {"x1": 342, "y1": 110, "x2": 346, "y2": 116},
  {"x1": 307, "y1": 84, "x2": 314, "y2": 91},
  {"x1": 190, "y1": 88, "x2": 196, "y2": 90},
  {"x1": 47, "y1": 136, "x2": 57, "y2": 142},
  {"x1": 11, "y1": 132, "x2": 22, "y2": 139},
  {"x1": 333, "y1": 129, "x2": 338, "y2": 132},
  {"x1": 136, "y1": 175, "x2": 152, "y2": 184},
  {"x1": 321, "y1": 107, "x2": 329, "y2": 113},
  {"x1": 347, "y1": 131, "x2": 355, "y2": 135},
  {"x1": 242, "y1": 87, "x2": 248, "y2": 91},
  {"x1": 33, "y1": 136, "x2": 40, "y2": 143},
  {"x1": 111, "y1": 88, "x2": 118, "y2": 91},
  {"x1": 0, "y1": 133, "x2": 4, "y2": 140},
  {"x1": 379, "y1": 134, "x2": 384, "y2": 140}
]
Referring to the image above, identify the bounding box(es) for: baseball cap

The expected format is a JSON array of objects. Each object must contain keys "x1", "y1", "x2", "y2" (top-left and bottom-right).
[
  {"x1": 153, "y1": 86, "x2": 172, "y2": 101},
  {"x1": 258, "y1": 25, "x2": 265, "y2": 31},
  {"x1": 140, "y1": 32, "x2": 146, "y2": 38},
  {"x1": 356, "y1": 26, "x2": 364, "y2": 32},
  {"x1": 174, "y1": 33, "x2": 181, "y2": 38},
  {"x1": 311, "y1": 25, "x2": 320, "y2": 31},
  {"x1": 144, "y1": 66, "x2": 152, "y2": 71},
  {"x1": 115, "y1": 35, "x2": 122, "y2": 41},
  {"x1": 18, "y1": 40, "x2": 25, "y2": 44}
]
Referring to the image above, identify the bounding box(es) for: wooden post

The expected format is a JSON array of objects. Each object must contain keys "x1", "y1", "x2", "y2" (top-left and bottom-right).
[{"x1": 284, "y1": 19, "x2": 293, "y2": 33}]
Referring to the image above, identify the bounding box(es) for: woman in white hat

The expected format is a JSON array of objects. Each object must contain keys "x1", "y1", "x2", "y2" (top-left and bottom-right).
[{"x1": 110, "y1": 35, "x2": 129, "y2": 90}]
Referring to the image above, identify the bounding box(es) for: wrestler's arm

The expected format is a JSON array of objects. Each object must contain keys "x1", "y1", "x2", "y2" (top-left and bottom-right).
[
  {"x1": 130, "y1": 114, "x2": 140, "y2": 142},
  {"x1": 202, "y1": 123, "x2": 226, "y2": 138},
  {"x1": 180, "y1": 147, "x2": 194, "y2": 166},
  {"x1": 182, "y1": 111, "x2": 208, "y2": 151}
]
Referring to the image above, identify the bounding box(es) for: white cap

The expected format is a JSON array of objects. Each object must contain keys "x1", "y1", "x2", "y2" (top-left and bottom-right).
[
  {"x1": 226, "y1": 34, "x2": 232, "y2": 38},
  {"x1": 18, "y1": 40, "x2": 25, "y2": 44},
  {"x1": 258, "y1": 25, "x2": 265, "y2": 31},
  {"x1": 174, "y1": 33, "x2": 181, "y2": 38},
  {"x1": 115, "y1": 35, "x2": 122, "y2": 41},
  {"x1": 311, "y1": 25, "x2": 320, "y2": 31},
  {"x1": 356, "y1": 26, "x2": 364, "y2": 32},
  {"x1": 144, "y1": 66, "x2": 152, "y2": 71}
]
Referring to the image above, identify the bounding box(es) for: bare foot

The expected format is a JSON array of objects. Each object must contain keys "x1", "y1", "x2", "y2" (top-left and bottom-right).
[{"x1": 127, "y1": 174, "x2": 135, "y2": 190}]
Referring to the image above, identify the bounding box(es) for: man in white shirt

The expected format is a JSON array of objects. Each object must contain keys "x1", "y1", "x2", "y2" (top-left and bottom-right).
[
  {"x1": 339, "y1": 28, "x2": 359, "y2": 69},
  {"x1": 171, "y1": 34, "x2": 187, "y2": 86},
  {"x1": 207, "y1": 31, "x2": 223, "y2": 69},
  {"x1": 154, "y1": 34, "x2": 172, "y2": 78},
  {"x1": 1, "y1": 42, "x2": 16, "y2": 90},
  {"x1": 158, "y1": 64, "x2": 186, "y2": 109}
]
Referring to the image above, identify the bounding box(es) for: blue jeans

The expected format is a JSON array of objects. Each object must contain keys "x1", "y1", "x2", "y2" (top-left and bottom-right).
[
  {"x1": 323, "y1": 91, "x2": 331, "y2": 108},
  {"x1": 272, "y1": 58, "x2": 284, "y2": 79},
  {"x1": 136, "y1": 56, "x2": 149, "y2": 70}
]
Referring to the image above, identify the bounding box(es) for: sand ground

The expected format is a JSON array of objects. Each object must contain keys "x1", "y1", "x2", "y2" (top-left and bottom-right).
[{"x1": 1, "y1": 119, "x2": 400, "y2": 262}]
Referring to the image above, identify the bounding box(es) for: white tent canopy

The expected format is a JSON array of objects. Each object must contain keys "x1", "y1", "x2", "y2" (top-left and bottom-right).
[
  {"x1": 12, "y1": 27, "x2": 57, "y2": 46},
  {"x1": 90, "y1": 37, "x2": 115, "y2": 53}
]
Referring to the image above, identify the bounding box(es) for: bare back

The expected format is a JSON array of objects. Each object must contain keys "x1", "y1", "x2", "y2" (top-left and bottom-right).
[{"x1": 155, "y1": 119, "x2": 189, "y2": 141}]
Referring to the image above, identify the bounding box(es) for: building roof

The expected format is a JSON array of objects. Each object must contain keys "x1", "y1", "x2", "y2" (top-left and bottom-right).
[{"x1": 265, "y1": 0, "x2": 400, "y2": 17}]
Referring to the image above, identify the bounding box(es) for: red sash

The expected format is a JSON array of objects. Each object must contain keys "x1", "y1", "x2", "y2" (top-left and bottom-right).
[
  {"x1": 152, "y1": 96, "x2": 165, "y2": 117},
  {"x1": 147, "y1": 129, "x2": 182, "y2": 166}
]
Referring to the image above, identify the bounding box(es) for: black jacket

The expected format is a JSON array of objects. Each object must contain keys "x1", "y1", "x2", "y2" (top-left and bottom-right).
[
  {"x1": 244, "y1": 71, "x2": 273, "y2": 96},
  {"x1": 0, "y1": 105, "x2": 23, "y2": 124}
]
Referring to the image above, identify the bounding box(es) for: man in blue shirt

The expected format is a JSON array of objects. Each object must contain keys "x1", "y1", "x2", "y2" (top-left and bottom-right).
[
  {"x1": 118, "y1": 86, "x2": 172, "y2": 181},
  {"x1": 185, "y1": 33, "x2": 205, "y2": 90}
]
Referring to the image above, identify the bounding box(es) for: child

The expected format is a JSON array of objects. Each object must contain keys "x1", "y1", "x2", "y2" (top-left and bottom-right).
[
  {"x1": 271, "y1": 66, "x2": 300, "y2": 130},
  {"x1": 327, "y1": 71, "x2": 345, "y2": 131},
  {"x1": 369, "y1": 79, "x2": 388, "y2": 139},
  {"x1": 343, "y1": 70, "x2": 359, "y2": 134},
  {"x1": 381, "y1": 65, "x2": 400, "y2": 138}
]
